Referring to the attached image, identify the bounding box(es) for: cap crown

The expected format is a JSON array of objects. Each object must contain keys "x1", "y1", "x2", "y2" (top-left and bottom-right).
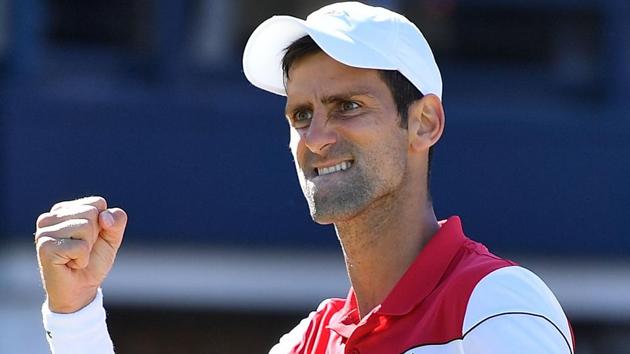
[{"x1": 243, "y1": 1, "x2": 442, "y2": 99}]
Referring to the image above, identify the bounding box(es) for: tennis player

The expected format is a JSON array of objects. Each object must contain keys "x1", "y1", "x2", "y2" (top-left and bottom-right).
[{"x1": 36, "y1": 2, "x2": 574, "y2": 353}]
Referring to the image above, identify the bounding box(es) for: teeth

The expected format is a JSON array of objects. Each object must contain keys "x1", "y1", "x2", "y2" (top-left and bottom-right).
[{"x1": 317, "y1": 161, "x2": 352, "y2": 176}]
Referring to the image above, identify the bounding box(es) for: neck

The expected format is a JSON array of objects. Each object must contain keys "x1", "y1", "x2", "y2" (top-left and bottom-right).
[{"x1": 334, "y1": 183, "x2": 439, "y2": 319}]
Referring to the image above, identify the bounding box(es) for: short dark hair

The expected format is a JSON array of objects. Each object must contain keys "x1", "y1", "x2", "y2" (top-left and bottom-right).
[{"x1": 281, "y1": 35, "x2": 434, "y2": 185}]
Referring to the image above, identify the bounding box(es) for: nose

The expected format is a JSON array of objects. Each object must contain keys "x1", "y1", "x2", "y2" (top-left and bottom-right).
[{"x1": 304, "y1": 112, "x2": 336, "y2": 155}]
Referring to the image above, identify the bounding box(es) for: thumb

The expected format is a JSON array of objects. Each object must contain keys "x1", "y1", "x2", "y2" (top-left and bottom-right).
[{"x1": 98, "y1": 208, "x2": 128, "y2": 248}]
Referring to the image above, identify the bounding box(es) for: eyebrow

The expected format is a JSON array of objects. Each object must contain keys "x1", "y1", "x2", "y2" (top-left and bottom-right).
[
  {"x1": 285, "y1": 89, "x2": 375, "y2": 116},
  {"x1": 321, "y1": 90, "x2": 374, "y2": 104}
]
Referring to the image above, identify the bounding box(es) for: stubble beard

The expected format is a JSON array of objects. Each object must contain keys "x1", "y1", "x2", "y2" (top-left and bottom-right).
[
  {"x1": 302, "y1": 167, "x2": 373, "y2": 224},
  {"x1": 299, "y1": 147, "x2": 408, "y2": 225},
  {"x1": 294, "y1": 132, "x2": 408, "y2": 226}
]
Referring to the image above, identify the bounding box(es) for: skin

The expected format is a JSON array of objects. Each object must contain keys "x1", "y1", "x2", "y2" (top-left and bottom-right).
[
  {"x1": 34, "y1": 52, "x2": 445, "y2": 319},
  {"x1": 286, "y1": 52, "x2": 445, "y2": 317},
  {"x1": 35, "y1": 196, "x2": 127, "y2": 313}
]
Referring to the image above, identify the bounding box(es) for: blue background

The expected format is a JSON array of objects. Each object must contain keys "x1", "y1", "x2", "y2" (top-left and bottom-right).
[{"x1": 1, "y1": 0, "x2": 629, "y2": 255}]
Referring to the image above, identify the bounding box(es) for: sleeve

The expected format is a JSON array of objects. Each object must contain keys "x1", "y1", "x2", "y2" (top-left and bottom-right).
[
  {"x1": 462, "y1": 266, "x2": 574, "y2": 354},
  {"x1": 268, "y1": 298, "x2": 337, "y2": 354},
  {"x1": 268, "y1": 312, "x2": 314, "y2": 354},
  {"x1": 42, "y1": 288, "x2": 115, "y2": 354}
]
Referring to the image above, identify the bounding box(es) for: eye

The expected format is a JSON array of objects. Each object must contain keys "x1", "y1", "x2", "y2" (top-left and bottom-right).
[
  {"x1": 339, "y1": 101, "x2": 360, "y2": 112},
  {"x1": 295, "y1": 110, "x2": 313, "y2": 121},
  {"x1": 291, "y1": 109, "x2": 313, "y2": 128}
]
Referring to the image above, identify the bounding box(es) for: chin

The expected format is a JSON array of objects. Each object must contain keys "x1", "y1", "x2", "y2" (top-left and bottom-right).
[
  {"x1": 303, "y1": 184, "x2": 372, "y2": 225},
  {"x1": 308, "y1": 204, "x2": 361, "y2": 225},
  {"x1": 310, "y1": 215, "x2": 335, "y2": 225}
]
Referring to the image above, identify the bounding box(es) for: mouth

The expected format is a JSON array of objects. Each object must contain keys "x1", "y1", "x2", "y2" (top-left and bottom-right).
[{"x1": 315, "y1": 160, "x2": 353, "y2": 177}]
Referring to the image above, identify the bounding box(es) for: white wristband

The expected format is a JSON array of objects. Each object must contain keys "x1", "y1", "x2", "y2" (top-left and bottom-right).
[{"x1": 42, "y1": 288, "x2": 115, "y2": 354}]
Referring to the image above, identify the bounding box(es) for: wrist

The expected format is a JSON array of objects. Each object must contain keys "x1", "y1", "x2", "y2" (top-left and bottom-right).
[{"x1": 47, "y1": 290, "x2": 98, "y2": 314}]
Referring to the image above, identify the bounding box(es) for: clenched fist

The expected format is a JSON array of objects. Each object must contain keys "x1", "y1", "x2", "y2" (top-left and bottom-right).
[{"x1": 35, "y1": 196, "x2": 127, "y2": 314}]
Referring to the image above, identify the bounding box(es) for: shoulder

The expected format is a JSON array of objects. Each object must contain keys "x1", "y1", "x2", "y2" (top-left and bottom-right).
[
  {"x1": 432, "y1": 239, "x2": 516, "y2": 311},
  {"x1": 462, "y1": 266, "x2": 575, "y2": 353}
]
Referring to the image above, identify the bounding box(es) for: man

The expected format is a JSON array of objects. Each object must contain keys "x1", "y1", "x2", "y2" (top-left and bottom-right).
[{"x1": 35, "y1": 2, "x2": 574, "y2": 353}]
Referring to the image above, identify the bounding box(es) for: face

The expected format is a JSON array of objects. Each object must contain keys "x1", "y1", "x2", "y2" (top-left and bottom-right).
[{"x1": 285, "y1": 52, "x2": 410, "y2": 224}]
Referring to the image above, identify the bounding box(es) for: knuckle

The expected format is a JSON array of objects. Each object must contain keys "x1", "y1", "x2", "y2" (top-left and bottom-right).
[
  {"x1": 85, "y1": 206, "x2": 100, "y2": 221},
  {"x1": 50, "y1": 201, "x2": 67, "y2": 211},
  {"x1": 34, "y1": 229, "x2": 49, "y2": 241},
  {"x1": 36, "y1": 212, "x2": 53, "y2": 228},
  {"x1": 77, "y1": 217, "x2": 92, "y2": 228},
  {"x1": 72, "y1": 218, "x2": 94, "y2": 236},
  {"x1": 89, "y1": 196, "x2": 108, "y2": 210},
  {"x1": 51, "y1": 196, "x2": 108, "y2": 212}
]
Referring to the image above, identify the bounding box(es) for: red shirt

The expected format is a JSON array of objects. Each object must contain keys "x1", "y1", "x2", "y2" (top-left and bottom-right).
[{"x1": 270, "y1": 216, "x2": 574, "y2": 354}]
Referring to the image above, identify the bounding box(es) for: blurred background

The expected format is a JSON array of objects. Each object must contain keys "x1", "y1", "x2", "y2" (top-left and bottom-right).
[{"x1": 0, "y1": 0, "x2": 629, "y2": 353}]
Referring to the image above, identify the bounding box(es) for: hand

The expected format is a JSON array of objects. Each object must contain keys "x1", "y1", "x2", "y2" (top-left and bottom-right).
[{"x1": 35, "y1": 196, "x2": 128, "y2": 313}]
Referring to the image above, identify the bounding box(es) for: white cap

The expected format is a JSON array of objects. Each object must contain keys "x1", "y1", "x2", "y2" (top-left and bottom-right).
[{"x1": 242, "y1": 1, "x2": 442, "y2": 99}]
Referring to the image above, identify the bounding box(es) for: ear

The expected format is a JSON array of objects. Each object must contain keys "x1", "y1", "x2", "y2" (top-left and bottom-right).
[{"x1": 407, "y1": 94, "x2": 445, "y2": 153}]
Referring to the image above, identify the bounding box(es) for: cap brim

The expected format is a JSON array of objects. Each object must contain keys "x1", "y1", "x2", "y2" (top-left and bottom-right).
[{"x1": 243, "y1": 16, "x2": 309, "y2": 96}]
